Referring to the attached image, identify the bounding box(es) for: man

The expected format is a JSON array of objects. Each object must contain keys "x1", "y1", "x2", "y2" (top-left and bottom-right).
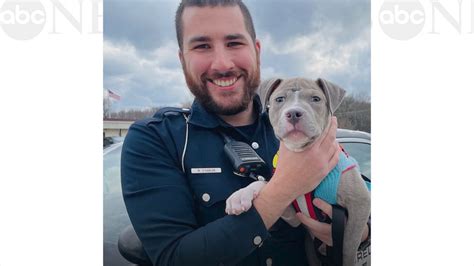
[{"x1": 121, "y1": 1, "x2": 366, "y2": 265}]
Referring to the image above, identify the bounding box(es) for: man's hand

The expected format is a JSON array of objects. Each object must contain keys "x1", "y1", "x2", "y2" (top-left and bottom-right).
[
  {"x1": 253, "y1": 117, "x2": 340, "y2": 229},
  {"x1": 295, "y1": 198, "x2": 369, "y2": 246}
]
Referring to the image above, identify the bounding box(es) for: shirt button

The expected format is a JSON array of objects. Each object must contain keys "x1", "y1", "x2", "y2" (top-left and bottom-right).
[
  {"x1": 266, "y1": 258, "x2": 273, "y2": 266},
  {"x1": 253, "y1": 235, "x2": 262, "y2": 246},
  {"x1": 251, "y1": 142, "x2": 259, "y2": 149},
  {"x1": 202, "y1": 193, "x2": 210, "y2": 202}
]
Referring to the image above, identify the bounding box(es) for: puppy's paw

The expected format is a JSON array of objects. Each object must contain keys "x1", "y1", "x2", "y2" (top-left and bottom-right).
[
  {"x1": 225, "y1": 181, "x2": 267, "y2": 215},
  {"x1": 225, "y1": 188, "x2": 255, "y2": 215}
]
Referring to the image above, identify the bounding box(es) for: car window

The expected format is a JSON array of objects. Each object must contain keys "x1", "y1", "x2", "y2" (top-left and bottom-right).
[{"x1": 339, "y1": 142, "x2": 371, "y2": 180}]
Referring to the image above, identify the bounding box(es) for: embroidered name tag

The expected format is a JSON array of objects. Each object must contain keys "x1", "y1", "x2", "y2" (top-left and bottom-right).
[{"x1": 191, "y1": 168, "x2": 222, "y2": 174}]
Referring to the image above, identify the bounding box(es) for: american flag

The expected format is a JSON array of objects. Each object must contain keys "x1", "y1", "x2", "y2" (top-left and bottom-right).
[{"x1": 107, "y1": 89, "x2": 121, "y2": 101}]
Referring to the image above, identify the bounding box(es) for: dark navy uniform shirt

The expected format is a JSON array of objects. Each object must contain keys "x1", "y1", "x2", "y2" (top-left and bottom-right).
[{"x1": 121, "y1": 96, "x2": 309, "y2": 266}]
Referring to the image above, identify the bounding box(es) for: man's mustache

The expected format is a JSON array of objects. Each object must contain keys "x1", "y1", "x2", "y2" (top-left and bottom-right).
[{"x1": 203, "y1": 70, "x2": 245, "y2": 81}]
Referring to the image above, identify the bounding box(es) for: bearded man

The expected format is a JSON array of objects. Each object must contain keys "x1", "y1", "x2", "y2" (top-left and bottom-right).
[{"x1": 121, "y1": 1, "x2": 344, "y2": 265}]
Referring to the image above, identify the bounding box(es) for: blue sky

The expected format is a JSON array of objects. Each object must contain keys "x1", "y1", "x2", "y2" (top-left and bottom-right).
[{"x1": 104, "y1": 0, "x2": 370, "y2": 111}]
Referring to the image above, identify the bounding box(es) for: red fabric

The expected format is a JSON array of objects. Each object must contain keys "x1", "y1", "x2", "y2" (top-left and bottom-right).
[
  {"x1": 341, "y1": 164, "x2": 357, "y2": 174},
  {"x1": 305, "y1": 193, "x2": 317, "y2": 220}
]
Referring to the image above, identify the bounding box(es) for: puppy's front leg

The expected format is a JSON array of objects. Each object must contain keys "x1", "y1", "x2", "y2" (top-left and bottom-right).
[
  {"x1": 281, "y1": 206, "x2": 301, "y2": 227},
  {"x1": 225, "y1": 181, "x2": 267, "y2": 215}
]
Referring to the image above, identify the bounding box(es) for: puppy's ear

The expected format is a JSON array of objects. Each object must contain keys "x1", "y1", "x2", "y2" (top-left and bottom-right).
[
  {"x1": 317, "y1": 78, "x2": 346, "y2": 114},
  {"x1": 258, "y1": 78, "x2": 282, "y2": 111}
]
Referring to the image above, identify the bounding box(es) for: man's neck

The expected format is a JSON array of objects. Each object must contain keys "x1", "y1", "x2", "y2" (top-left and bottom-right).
[{"x1": 218, "y1": 101, "x2": 256, "y2": 127}]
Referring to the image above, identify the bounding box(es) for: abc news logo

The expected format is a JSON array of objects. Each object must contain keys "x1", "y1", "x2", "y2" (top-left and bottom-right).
[
  {"x1": 379, "y1": 1, "x2": 425, "y2": 40},
  {"x1": 0, "y1": 1, "x2": 46, "y2": 40},
  {"x1": 1, "y1": 0, "x2": 102, "y2": 40}
]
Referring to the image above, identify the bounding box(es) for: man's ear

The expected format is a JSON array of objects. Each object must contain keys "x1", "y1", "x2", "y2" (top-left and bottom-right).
[
  {"x1": 255, "y1": 39, "x2": 261, "y2": 56},
  {"x1": 316, "y1": 78, "x2": 346, "y2": 114},
  {"x1": 258, "y1": 78, "x2": 282, "y2": 111},
  {"x1": 178, "y1": 50, "x2": 184, "y2": 66}
]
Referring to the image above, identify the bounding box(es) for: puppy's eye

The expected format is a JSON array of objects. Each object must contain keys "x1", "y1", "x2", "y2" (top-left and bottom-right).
[
  {"x1": 275, "y1": 96, "x2": 285, "y2": 103},
  {"x1": 311, "y1": 96, "x2": 321, "y2": 102}
]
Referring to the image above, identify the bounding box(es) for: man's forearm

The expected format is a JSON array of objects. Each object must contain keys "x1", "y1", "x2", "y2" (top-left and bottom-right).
[
  {"x1": 166, "y1": 208, "x2": 270, "y2": 265},
  {"x1": 253, "y1": 177, "x2": 295, "y2": 229}
]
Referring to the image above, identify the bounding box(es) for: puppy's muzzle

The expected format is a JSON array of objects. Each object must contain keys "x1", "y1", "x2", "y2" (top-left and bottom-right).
[{"x1": 285, "y1": 107, "x2": 305, "y2": 125}]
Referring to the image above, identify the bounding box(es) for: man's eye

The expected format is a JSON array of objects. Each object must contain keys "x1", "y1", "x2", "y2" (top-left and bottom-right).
[
  {"x1": 275, "y1": 96, "x2": 285, "y2": 103},
  {"x1": 194, "y1": 44, "x2": 211, "y2": 50},
  {"x1": 311, "y1": 96, "x2": 321, "y2": 102},
  {"x1": 228, "y1": 42, "x2": 243, "y2": 47}
]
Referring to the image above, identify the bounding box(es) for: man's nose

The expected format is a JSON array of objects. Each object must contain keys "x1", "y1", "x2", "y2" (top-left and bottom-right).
[
  {"x1": 285, "y1": 108, "x2": 304, "y2": 125},
  {"x1": 210, "y1": 47, "x2": 235, "y2": 71}
]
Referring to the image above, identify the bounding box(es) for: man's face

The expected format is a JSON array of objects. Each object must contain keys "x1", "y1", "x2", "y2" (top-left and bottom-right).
[{"x1": 179, "y1": 6, "x2": 261, "y2": 116}]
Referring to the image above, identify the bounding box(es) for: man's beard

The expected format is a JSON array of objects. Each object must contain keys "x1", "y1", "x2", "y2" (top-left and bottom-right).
[{"x1": 182, "y1": 62, "x2": 260, "y2": 116}]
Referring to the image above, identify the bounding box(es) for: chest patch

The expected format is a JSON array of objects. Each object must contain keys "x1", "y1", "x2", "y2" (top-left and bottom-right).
[{"x1": 191, "y1": 168, "x2": 222, "y2": 174}]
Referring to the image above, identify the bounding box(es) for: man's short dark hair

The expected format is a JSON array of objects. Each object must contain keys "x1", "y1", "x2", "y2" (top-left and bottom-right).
[{"x1": 175, "y1": 0, "x2": 256, "y2": 51}]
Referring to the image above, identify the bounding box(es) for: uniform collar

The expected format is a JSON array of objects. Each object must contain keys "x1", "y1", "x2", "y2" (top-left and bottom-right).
[{"x1": 188, "y1": 95, "x2": 264, "y2": 129}]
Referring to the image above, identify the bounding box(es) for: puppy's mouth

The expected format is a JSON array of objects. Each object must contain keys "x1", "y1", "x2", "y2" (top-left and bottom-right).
[
  {"x1": 278, "y1": 121, "x2": 319, "y2": 149},
  {"x1": 280, "y1": 128, "x2": 317, "y2": 152},
  {"x1": 281, "y1": 128, "x2": 308, "y2": 140}
]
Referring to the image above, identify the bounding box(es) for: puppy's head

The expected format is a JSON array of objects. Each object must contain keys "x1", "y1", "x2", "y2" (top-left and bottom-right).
[{"x1": 259, "y1": 77, "x2": 346, "y2": 152}]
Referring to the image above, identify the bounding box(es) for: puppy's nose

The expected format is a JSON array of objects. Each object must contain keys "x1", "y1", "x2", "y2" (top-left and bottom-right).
[{"x1": 285, "y1": 109, "x2": 303, "y2": 125}]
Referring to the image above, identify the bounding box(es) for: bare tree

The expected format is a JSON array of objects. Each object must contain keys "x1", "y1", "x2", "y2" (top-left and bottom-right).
[
  {"x1": 105, "y1": 96, "x2": 370, "y2": 133},
  {"x1": 335, "y1": 95, "x2": 371, "y2": 133},
  {"x1": 107, "y1": 107, "x2": 162, "y2": 120},
  {"x1": 106, "y1": 99, "x2": 194, "y2": 121}
]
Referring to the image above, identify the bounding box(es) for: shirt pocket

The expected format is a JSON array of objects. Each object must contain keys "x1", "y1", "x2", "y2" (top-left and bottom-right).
[{"x1": 190, "y1": 173, "x2": 240, "y2": 225}]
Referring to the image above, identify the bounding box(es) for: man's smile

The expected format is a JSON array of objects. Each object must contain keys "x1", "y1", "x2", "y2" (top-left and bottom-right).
[
  {"x1": 206, "y1": 75, "x2": 242, "y2": 91},
  {"x1": 211, "y1": 76, "x2": 239, "y2": 87}
]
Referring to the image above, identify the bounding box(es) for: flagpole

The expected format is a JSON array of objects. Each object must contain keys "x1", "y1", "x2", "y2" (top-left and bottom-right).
[
  {"x1": 105, "y1": 89, "x2": 121, "y2": 119},
  {"x1": 107, "y1": 96, "x2": 111, "y2": 119}
]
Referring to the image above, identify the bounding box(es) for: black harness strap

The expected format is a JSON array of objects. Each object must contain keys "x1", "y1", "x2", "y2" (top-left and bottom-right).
[
  {"x1": 311, "y1": 204, "x2": 347, "y2": 266},
  {"x1": 312, "y1": 175, "x2": 370, "y2": 266},
  {"x1": 329, "y1": 205, "x2": 346, "y2": 266},
  {"x1": 361, "y1": 173, "x2": 371, "y2": 183}
]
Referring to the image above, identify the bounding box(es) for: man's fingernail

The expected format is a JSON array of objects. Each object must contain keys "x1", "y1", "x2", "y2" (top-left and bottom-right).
[{"x1": 314, "y1": 198, "x2": 321, "y2": 206}]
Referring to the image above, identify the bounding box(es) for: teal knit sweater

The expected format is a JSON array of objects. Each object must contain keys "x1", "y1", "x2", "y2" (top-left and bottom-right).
[{"x1": 313, "y1": 152, "x2": 371, "y2": 205}]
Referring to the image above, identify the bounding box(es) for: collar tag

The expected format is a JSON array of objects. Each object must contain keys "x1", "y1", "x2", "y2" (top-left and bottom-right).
[{"x1": 191, "y1": 168, "x2": 222, "y2": 174}]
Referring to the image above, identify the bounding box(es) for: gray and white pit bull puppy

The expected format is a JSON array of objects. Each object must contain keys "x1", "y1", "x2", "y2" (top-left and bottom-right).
[{"x1": 225, "y1": 78, "x2": 371, "y2": 266}]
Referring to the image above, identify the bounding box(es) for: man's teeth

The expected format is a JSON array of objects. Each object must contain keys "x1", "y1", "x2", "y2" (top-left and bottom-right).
[{"x1": 213, "y1": 77, "x2": 237, "y2": 87}]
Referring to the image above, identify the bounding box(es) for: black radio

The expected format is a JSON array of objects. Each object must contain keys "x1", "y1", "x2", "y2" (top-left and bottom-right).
[{"x1": 220, "y1": 132, "x2": 266, "y2": 179}]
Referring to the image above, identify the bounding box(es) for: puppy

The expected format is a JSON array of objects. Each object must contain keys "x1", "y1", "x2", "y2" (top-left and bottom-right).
[{"x1": 225, "y1": 78, "x2": 371, "y2": 266}]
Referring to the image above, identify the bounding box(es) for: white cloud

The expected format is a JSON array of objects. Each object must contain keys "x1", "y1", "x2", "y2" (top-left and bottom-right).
[
  {"x1": 150, "y1": 41, "x2": 180, "y2": 68},
  {"x1": 103, "y1": 40, "x2": 192, "y2": 111},
  {"x1": 261, "y1": 66, "x2": 286, "y2": 80},
  {"x1": 259, "y1": 24, "x2": 370, "y2": 94},
  {"x1": 261, "y1": 24, "x2": 369, "y2": 76},
  {"x1": 104, "y1": 0, "x2": 370, "y2": 110}
]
